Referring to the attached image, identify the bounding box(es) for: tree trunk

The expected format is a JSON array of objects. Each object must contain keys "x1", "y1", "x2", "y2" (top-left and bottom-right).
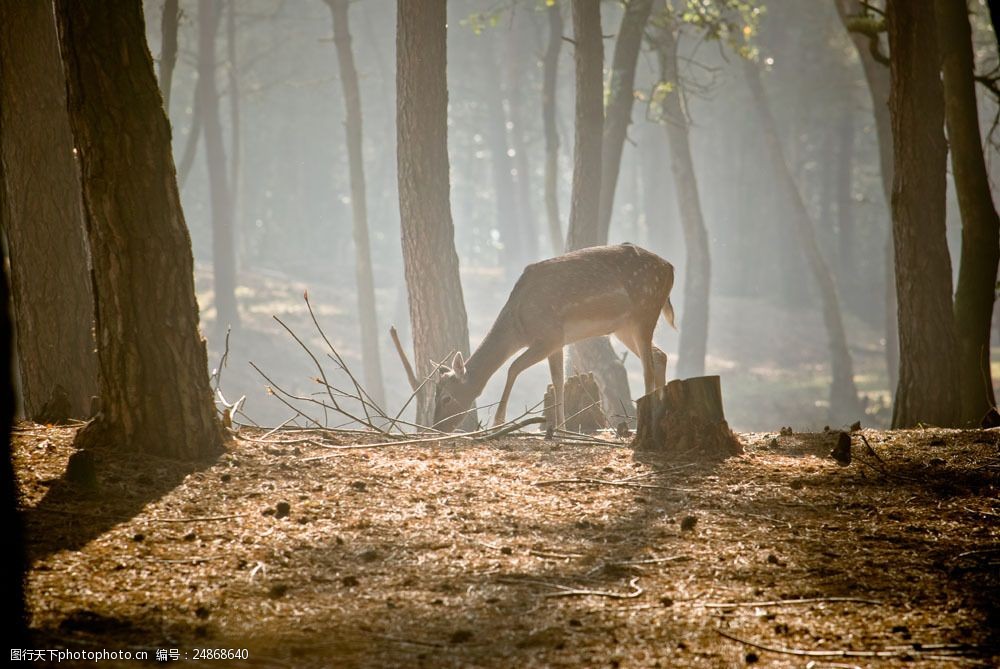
[
  {"x1": 396, "y1": 0, "x2": 474, "y2": 427},
  {"x1": 226, "y1": 0, "x2": 242, "y2": 265},
  {"x1": 564, "y1": 0, "x2": 633, "y2": 420},
  {"x1": 0, "y1": 0, "x2": 97, "y2": 422},
  {"x1": 657, "y1": 24, "x2": 710, "y2": 379},
  {"x1": 743, "y1": 59, "x2": 862, "y2": 425},
  {"x1": 159, "y1": 0, "x2": 178, "y2": 111},
  {"x1": 833, "y1": 0, "x2": 899, "y2": 398},
  {"x1": 885, "y1": 0, "x2": 961, "y2": 427},
  {"x1": 565, "y1": 0, "x2": 605, "y2": 252},
  {"x1": 935, "y1": 0, "x2": 1000, "y2": 424},
  {"x1": 835, "y1": 111, "x2": 855, "y2": 284},
  {"x1": 54, "y1": 0, "x2": 222, "y2": 458},
  {"x1": 542, "y1": 2, "x2": 564, "y2": 255},
  {"x1": 596, "y1": 0, "x2": 653, "y2": 244},
  {"x1": 479, "y1": 35, "x2": 525, "y2": 272},
  {"x1": 0, "y1": 230, "x2": 25, "y2": 643},
  {"x1": 504, "y1": 15, "x2": 540, "y2": 265},
  {"x1": 198, "y1": 0, "x2": 239, "y2": 333},
  {"x1": 328, "y1": 0, "x2": 386, "y2": 408}
]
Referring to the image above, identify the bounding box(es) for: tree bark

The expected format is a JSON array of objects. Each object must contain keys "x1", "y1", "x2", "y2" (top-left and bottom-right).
[
  {"x1": 564, "y1": 0, "x2": 633, "y2": 420},
  {"x1": 226, "y1": 0, "x2": 241, "y2": 263},
  {"x1": 542, "y1": 2, "x2": 564, "y2": 255},
  {"x1": 743, "y1": 59, "x2": 862, "y2": 425},
  {"x1": 198, "y1": 0, "x2": 239, "y2": 333},
  {"x1": 159, "y1": 0, "x2": 178, "y2": 111},
  {"x1": 0, "y1": 0, "x2": 97, "y2": 422},
  {"x1": 833, "y1": 0, "x2": 899, "y2": 400},
  {"x1": 54, "y1": 0, "x2": 222, "y2": 458},
  {"x1": 885, "y1": 0, "x2": 961, "y2": 427},
  {"x1": 396, "y1": 0, "x2": 474, "y2": 427},
  {"x1": 328, "y1": 0, "x2": 386, "y2": 408},
  {"x1": 597, "y1": 0, "x2": 654, "y2": 244},
  {"x1": 935, "y1": 0, "x2": 1000, "y2": 424},
  {"x1": 656, "y1": 24, "x2": 710, "y2": 379}
]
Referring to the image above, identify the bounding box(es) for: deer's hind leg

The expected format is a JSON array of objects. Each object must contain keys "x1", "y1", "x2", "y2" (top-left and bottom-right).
[{"x1": 613, "y1": 326, "x2": 667, "y2": 395}]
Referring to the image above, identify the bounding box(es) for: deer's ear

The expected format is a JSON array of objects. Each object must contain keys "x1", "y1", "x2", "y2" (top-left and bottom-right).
[{"x1": 451, "y1": 352, "x2": 466, "y2": 378}]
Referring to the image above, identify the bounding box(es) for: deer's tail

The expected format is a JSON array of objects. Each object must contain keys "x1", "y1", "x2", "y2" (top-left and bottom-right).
[{"x1": 662, "y1": 296, "x2": 677, "y2": 330}]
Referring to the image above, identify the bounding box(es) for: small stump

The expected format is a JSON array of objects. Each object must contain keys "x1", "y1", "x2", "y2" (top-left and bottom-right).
[
  {"x1": 544, "y1": 372, "x2": 608, "y2": 433},
  {"x1": 633, "y1": 375, "x2": 742, "y2": 459}
]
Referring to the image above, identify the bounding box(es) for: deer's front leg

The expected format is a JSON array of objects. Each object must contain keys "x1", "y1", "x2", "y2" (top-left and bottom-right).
[
  {"x1": 547, "y1": 349, "x2": 564, "y2": 430},
  {"x1": 495, "y1": 344, "x2": 550, "y2": 426}
]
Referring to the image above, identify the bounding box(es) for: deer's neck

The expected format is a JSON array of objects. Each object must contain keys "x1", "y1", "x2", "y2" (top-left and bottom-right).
[{"x1": 464, "y1": 314, "x2": 522, "y2": 397}]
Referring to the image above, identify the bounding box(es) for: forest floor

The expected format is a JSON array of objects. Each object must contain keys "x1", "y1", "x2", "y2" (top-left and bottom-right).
[{"x1": 16, "y1": 423, "x2": 1000, "y2": 668}]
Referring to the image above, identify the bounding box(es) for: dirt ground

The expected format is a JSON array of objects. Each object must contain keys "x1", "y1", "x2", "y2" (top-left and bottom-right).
[{"x1": 15, "y1": 422, "x2": 1000, "y2": 668}]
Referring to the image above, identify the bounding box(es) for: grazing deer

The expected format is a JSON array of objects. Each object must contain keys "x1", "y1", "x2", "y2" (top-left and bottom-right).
[{"x1": 433, "y1": 243, "x2": 676, "y2": 431}]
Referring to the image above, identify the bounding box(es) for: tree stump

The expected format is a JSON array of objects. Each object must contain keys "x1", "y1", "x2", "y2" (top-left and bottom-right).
[
  {"x1": 633, "y1": 375, "x2": 741, "y2": 459},
  {"x1": 544, "y1": 372, "x2": 608, "y2": 433}
]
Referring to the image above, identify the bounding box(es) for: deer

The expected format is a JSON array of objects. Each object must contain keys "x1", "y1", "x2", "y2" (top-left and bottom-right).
[{"x1": 432, "y1": 243, "x2": 676, "y2": 432}]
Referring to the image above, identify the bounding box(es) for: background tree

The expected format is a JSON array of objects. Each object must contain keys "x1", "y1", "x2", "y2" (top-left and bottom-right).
[
  {"x1": 652, "y1": 17, "x2": 711, "y2": 379},
  {"x1": 597, "y1": 0, "x2": 654, "y2": 244},
  {"x1": 396, "y1": 0, "x2": 474, "y2": 427},
  {"x1": 0, "y1": 0, "x2": 97, "y2": 422},
  {"x1": 199, "y1": 0, "x2": 240, "y2": 333},
  {"x1": 542, "y1": 1, "x2": 564, "y2": 255},
  {"x1": 935, "y1": 0, "x2": 999, "y2": 424},
  {"x1": 564, "y1": 0, "x2": 634, "y2": 418},
  {"x1": 326, "y1": 0, "x2": 387, "y2": 408},
  {"x1": 833, "y1": 0, "x2": 898, "y2": 396},
  {"x1": 744, "y1": 58, "x2": 862, "y2": 424},
  {"x1": 55, "y1": 0, "x2": 222, "y2": 458},
  {"x1": 885, "y1": 0, "x2": 960, "y2": 427},
  {"x1": 159, "y1": 0, "x2": 179, "y2": 111}
]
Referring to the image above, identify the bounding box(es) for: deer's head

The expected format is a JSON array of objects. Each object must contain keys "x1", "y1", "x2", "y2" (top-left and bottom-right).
[{"x1": 433, "y1": 352, "x2": 475, "y2": 431}]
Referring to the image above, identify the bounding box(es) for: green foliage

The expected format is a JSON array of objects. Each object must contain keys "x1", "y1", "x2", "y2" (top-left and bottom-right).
[
  {"x1": 460, "y1": 9, "x2": 505, "y2": 35},
  {"x1": 652, "y1": 0, "x2": 765, "y2": 61}
]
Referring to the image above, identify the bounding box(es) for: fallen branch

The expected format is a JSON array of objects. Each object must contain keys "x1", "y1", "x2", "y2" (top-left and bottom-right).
[
  {"x1": 715, "y1": 629, "x2": 980, "y2": 660},
  {"x1": 532, "y1": 477, "x2": 696, "y2": 492},
  {"x1": 704, "y1": 596, "x2": 882, "y2": 609},
  {"x1": 498, "y1": 576, "x2": 643, "y2": 599},
  {"x1": 389, "y1": 325, "x2": 419, "y2": 391},
  {"x1": 147, "y1": 514, "x2": 246, "y2": 524}
]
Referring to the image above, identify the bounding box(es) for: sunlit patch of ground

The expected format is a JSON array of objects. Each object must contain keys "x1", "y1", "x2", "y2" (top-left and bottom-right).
[{"x1": 17, "y1": 423, "x2": 1000, "y2": 668}]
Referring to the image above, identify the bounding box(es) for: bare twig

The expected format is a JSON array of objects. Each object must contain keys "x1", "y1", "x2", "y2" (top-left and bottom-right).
[
  {"x1": 715, "y1": 629, "x2": 982, "y2": 660},
  {"x1": 389, "y1": 325, "x2": 419, "y2": 391},
  {"x1": 532, "y1": 477, "x2": 696, "y2": 492},
  {"x1": 704, "y1": 596, "x2": 882, "y2": 609},
  {"x1": 498, "y1": 576, "x2": 643, "y2": 599},
  {"x1": 147, "y1": 514, "x2": 246, "y2": 523}
]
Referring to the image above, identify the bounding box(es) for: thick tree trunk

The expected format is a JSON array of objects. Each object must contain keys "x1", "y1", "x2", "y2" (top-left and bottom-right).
[
  {"x1": 0, "y1": 0, "x2": 97, "y2": 422},
  {"x1": 596, "y1": 0, "x2": 653, "y2": 244},
  {"x1": 657, "y1": 25, "x2": 710, "y2": 379},
  {"x1": 744, "y1": 60, "x2": 862, "y2": 425},
  {"x1": 564, "y1": 0, "x2": 633, "y2": 420},
  {"x1": 480, "y1": 35, "x2": 525, "y2": 272},
  {"x1": 935, "y1": 0, "x2": 1000, "y2": 424},
  {"x1": 159, "y1": 0, "x2": 178, "y2": 111},
  {"x1": 198, "y1": 0, "x2": 239, "y2": 333},
  {"x1": 0, "y1": 232, "x2": 25, "y2": 642},
  {"x1": 833, "y1": 0, "x2": 899, "y2": 398},
  {"x1": 328, "y1": 0, "x2": 386, "y2": 408},
  {"x1": 542, "y1": 2, "x2": 564, "y2": 255},
  {"x1": 396, "y1": 0, "x2": 474, "y2": 427},
  {"x1": 54, "y1": 0, "x2": 222, "y2": 458},
  {"x1": 885, "y1": 0, "x2": 961, "y2": 427}
]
